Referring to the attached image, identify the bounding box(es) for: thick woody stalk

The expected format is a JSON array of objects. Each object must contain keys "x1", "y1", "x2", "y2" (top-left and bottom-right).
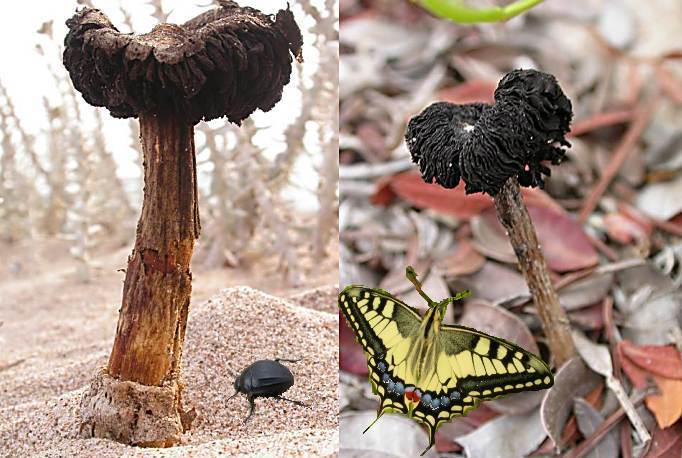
[
  {"x1": 493, "y1": 177, "x2": 576, "y2": 367},
  {"x1": 108, "y1": 111, "x2": 200, "y2": 385}
]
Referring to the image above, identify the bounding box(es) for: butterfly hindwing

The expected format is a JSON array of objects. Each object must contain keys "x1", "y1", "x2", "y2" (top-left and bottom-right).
[
  {"x1": 339, "y1": 286, "x2": 421, "y2": 414},
  {"x1": 438, "y1": 324, "x2": 554, "y2": 400}
]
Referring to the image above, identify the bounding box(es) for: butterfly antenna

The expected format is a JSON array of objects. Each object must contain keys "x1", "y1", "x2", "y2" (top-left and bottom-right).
[
  {"x1": 362, "y1": 410, "x2": 385, "y2": 434},
  {"x1": 405, "y1": 266, "x2": 435, "y2": 306}
]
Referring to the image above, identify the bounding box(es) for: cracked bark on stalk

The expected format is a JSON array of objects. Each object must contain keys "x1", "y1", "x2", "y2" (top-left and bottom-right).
[
  {"x1": 63, "y1": 2, "x2": 302, "y2": 446},
  {"x1": 406, "y1": 69, "x2": 576, "y2": 367}
]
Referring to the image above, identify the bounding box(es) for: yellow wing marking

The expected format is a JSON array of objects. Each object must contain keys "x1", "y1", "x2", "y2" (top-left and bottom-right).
[
  {"x1": 482, "y1": 357, "x2": 495, "y2": 375},
  {"x1": 383, "y1": 300, "x2": 395, "y2": 317},
  {"x1": 473, "y1": 338, "x2": 490, "y2": 355},
  {"x1": 472, "y1": 353, "x2": 486, "y2": 376},
  {"x1": 455, "y1": 350, "x2": 474, "y2": 377}
]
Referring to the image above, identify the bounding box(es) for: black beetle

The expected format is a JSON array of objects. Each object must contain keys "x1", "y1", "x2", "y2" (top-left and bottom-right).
[{"x1": 227, "y1": 358, "x2": 307, "y2": 423}]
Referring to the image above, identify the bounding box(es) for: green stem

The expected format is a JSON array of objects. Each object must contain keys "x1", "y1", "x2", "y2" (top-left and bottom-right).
[{"x1": 416, "y1": 0, "x2": 544, "y2": 23}]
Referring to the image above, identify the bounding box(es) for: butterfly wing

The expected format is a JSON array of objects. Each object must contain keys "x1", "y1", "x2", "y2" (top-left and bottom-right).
[
  {"x1": 406, "y1": 323, "x2": 554, "y2": 451},
  {"x1": 340, "y1": 285, "x2": 554, "y2": 456},
  {"x1": 438, "y1": 323, "x2": 554, "y2": 401},
  {"x1": 338, "y1": 286, "x2": 422, "y2": 418}
]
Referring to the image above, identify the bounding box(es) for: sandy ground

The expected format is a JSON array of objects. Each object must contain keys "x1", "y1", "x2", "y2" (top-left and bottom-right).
[{"x1": 0, "y1": 239, "x2": 339, "y2": 457}]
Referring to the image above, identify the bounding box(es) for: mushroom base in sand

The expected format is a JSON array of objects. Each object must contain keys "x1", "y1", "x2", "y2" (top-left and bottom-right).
[{"x1": 79, "y1": 371, "x2": 195, "y2": 447}]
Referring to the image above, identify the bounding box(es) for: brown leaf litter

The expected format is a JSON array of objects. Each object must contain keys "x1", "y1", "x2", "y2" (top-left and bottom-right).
[{"x1": 0, "y1": 286, "x2": 339, "y2": 457}]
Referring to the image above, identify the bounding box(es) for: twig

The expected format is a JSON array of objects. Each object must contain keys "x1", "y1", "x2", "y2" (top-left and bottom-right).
[
  {"x1": 569, "y1": 110, "x2": 633, "y2": 137},
  {"x1": 0, "y1": 358, "x2": 26, "y2": 373},
  {"x1": 553, "y1": 258, "x2": 645, "y2": 291},
  {"x1": 650, "y1": 217, "x2": 682, "y2": 237},
  {"x1": 339, "y1": 158, "x2": 413, "y2": 180},
  {"x1": 587, "y1": 233, "x2": 619, "y2": 261},
  {"x1": 578, "y1": 98, "x2": 659, "y2": 222}
]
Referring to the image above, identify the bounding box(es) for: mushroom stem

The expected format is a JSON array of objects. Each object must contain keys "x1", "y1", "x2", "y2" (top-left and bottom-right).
[
  {"x1": 108, "y1": 110, "x2": 200, "y2": 386},
  {"x1": 493, "y1": 177, "x2": 576, "y2": 367}
]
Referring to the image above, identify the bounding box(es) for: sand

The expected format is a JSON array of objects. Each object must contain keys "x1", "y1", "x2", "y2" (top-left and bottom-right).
[{"x1": 0, "y1": 284, "x2": 339, "y2": 457}]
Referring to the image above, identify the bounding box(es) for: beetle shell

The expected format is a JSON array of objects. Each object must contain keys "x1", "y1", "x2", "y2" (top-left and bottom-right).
[{"x1": 236, "y1": 360, "x2": 295, "y2": 398}]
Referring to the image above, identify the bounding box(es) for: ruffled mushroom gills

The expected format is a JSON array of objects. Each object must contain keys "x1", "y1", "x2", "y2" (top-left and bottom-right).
[
  {"x1": 406, "y1": 69, "x2": 577, "y2": 367},
  {"x1": 63, "y1": 2, "x2": 302, "y2": 446}
]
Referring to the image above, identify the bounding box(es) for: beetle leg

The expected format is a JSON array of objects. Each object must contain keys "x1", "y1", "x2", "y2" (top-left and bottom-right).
[
  {"x1": 244, "y1": 395, "x2": 256, "y2": 423},
  {"x1": 275, "y1": 357, "x2": 302, "y2": 363},
  {"x1": 276, "y1": 395, "x2": 308, "y2": 407},
  {"x1": 226, "y1": 391, "x2": 239, "y2": 403}
]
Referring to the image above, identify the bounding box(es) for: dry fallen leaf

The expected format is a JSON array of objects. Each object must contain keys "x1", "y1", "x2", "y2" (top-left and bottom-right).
[
  {"x1": 559, "y1": 382, "x2": 605, "y2": 450},
  {"x1": 435, "y1": 239, "x2": 485, "y2": 277},
  {"x1": 619, "y1": 342, "x2": 682, "y2": 429},
  {"x1": 372, "y1": 171, "x2": 565, "y2": 221},
  {"x1": 460, "y1": 262, "x2": 529, "y2": 303},
  {"x1": 646, "y1": 420, "x2": 682, "y2": 458},
  {"x1": 559, "y1": 272, "x2": 613, "y2": 311},
  {"x1": 340, "y1": 411, "x2": 438, "y2": 457},
  {"x1": 541, "y1": 358, "x2": 601, "y2": 448},
  {"x1": 603, "y1": 212, "x2": 650, "y2": 244},
  {"x1": 645, "y1": 376, "x2": 682, "y2": 429},
  {"x1": 455, "y1": 408, "x2": 547, "y2": 458},
  {"x1": 636, "y1": 175, "x2": 682, "y2": 220},
  {"x1": 570, "y1": 303, "x2": 606, "y2": 330},
  {"x1": 380, "y1": 172, "x2": 492, "y2": 219},
  {"x1": 573, "y1": 397, "x2": 618, "y2": 458},
  {"x1": 437, "y1": 79, "x2": 495, "y2": 104},
  {"x1": 434, "y1": 404, "x2": 499, "y2": 453},
  {"x1": 619, "y1": 341, "x2": 682, "y2": 380},
  {"x1": 339, "y1": 312, "x2": 369, "y2": 376},
  {"x1": 477, "y1": 205, "x2": 598, "y2": 273}
]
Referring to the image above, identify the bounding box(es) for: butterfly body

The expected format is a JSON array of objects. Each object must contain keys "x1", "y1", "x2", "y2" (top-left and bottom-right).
[{"x1": 339, "y1": 269, "x2": 553, "y2": 455}]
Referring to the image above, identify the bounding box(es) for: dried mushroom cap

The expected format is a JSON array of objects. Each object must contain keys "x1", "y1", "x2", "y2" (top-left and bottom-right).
[
  {"x1": 63, "y1": 3, "x2": 303, "y2": 126},
  {"x1": 406, "y1": 69, "x2": 573, "y2": 196}
]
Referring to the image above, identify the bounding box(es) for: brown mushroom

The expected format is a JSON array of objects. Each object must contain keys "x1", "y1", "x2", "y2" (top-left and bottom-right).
[{"x1": 63, "y1": 2, "x2": 302, "y2": 446}]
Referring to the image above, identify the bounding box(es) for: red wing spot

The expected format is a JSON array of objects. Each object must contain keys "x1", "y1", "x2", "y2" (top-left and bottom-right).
[{"x1": 405, "y1": 391, "x2": 420, "y2": 402}]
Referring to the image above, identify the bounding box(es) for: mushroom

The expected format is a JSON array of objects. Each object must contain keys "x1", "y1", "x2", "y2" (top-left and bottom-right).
[
  {"x1": 63, "y1": 2, "x2": 302, "y2": 446},
  {"x1": 405, "y1": 69, "x2": 576, "y2": 366}
]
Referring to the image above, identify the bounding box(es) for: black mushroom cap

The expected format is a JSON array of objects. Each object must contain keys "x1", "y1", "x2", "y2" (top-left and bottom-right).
[
  {"x1": 406, "y1": 69, "x2": 573, "y2": 196},
  {"x1": 63, "y1": 2, "x2": 303, "y2": 126}
]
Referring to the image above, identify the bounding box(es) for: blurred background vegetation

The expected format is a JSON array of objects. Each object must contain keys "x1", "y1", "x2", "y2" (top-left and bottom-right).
[{"x1": 0, "y1": 0, "x2": 338, "y2": 287}]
